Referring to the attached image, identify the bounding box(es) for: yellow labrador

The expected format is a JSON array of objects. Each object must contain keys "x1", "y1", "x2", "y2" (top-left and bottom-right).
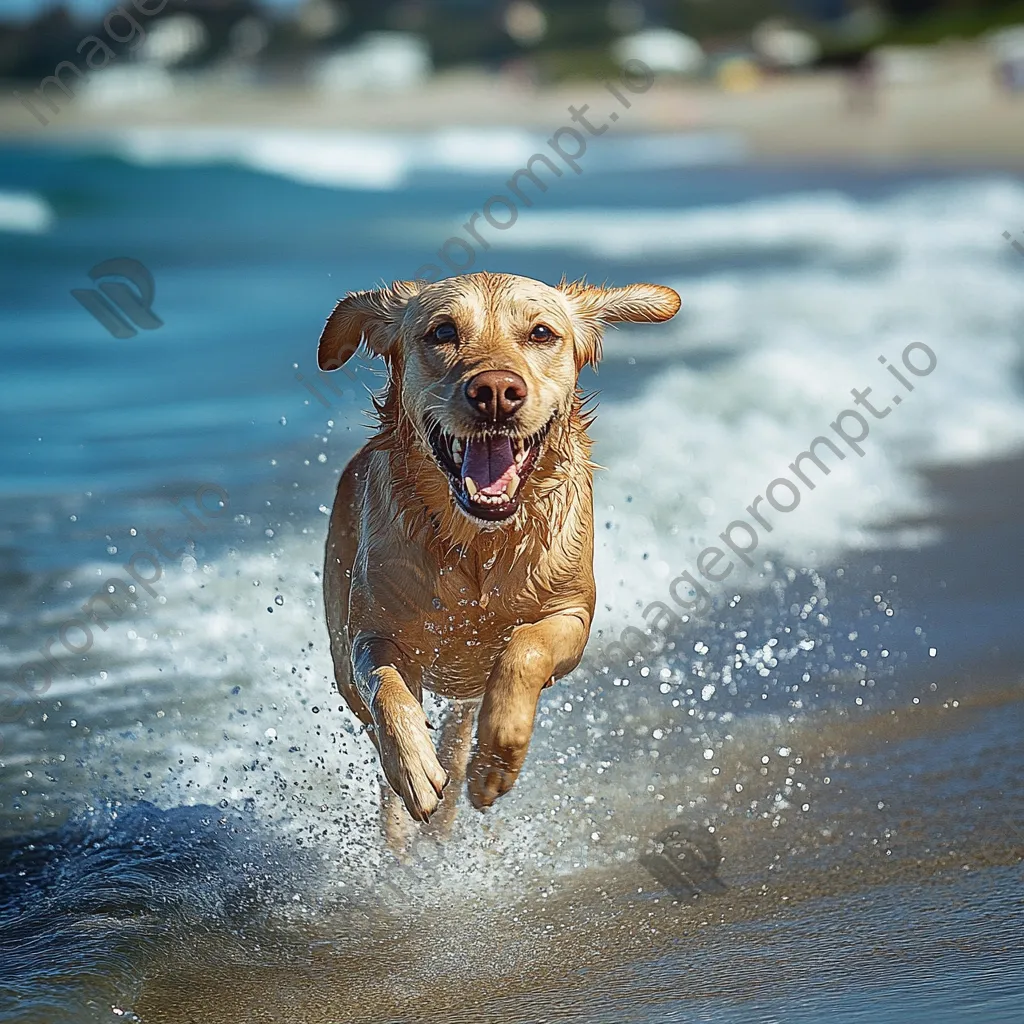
[{"x1": 318, "y1": 272, "x2": 680, "y2": 838}]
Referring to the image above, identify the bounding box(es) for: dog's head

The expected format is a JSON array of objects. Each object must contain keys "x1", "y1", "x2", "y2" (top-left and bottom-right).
[{"x1": 318, "y1": 272, "x2": 680, "y2": 526}]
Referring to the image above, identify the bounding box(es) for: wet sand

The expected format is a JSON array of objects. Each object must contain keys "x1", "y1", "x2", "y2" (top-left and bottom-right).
[{"x1": 89, "y1": 687, "x2": 1024, "y2": 1023}]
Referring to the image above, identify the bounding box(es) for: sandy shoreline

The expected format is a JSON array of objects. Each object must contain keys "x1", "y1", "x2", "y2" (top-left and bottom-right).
[{"x1": 2, "y1": 46, "x2": 1024, "y2": 166}]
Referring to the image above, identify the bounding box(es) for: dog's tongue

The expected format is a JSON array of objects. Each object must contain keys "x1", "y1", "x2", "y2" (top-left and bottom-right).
[{"x1": 462, "y1": 436, "x2": 518, "y2": 497}]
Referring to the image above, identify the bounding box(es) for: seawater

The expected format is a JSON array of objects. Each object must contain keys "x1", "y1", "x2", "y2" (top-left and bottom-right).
[{"x1": 0, "y1": 132, "x2": 1022, "y2": 1023}]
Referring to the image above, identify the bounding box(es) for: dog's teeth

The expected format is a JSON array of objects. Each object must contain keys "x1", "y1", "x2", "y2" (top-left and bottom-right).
[
  {"x1": 506, "y1": 475, "x2": 519, "y2": 499},
  {"x1": 464, "y1": 476, "x2": 478, "y2": 496},
  {"x1": 514, "y1": 447, "x2": 529, "y2": 467}
]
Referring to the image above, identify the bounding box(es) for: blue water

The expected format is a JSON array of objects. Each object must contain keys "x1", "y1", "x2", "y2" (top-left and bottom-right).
[{"x1": 0, "y1": 134, "x2": 1022, "y2": 1022}]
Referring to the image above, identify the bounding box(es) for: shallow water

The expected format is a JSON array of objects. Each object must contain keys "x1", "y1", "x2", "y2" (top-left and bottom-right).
[{"x1": 0, "y1": 131, "x2": 1022, "y2": 1022}]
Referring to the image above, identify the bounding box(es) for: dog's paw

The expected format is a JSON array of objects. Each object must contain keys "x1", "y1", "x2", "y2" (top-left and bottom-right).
[
  {"x1": 376, "y1": 699, "x2": 449, "y2": 822},
  {"x1": 466, "y1": 717, "x2": 531, "y2": 810},
  {"x1": 466, "y1": 754, "x2": 517, "y2": 810}
]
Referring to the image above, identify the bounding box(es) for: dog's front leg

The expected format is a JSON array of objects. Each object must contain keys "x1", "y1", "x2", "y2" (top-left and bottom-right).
[
  {"x1": 352, "y1": 635, "x2": 448, "y2": 822},
  {"x1": 467, "y1": 611, "x2": 590, "y2": 810}
]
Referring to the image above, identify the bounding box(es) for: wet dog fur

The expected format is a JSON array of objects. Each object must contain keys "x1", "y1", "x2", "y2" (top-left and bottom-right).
[{"x1": 318, "y1": 272, "x2": 680, "y2": 843}]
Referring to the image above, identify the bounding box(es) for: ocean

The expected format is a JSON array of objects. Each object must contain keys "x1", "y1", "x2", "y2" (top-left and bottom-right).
[{"x1": 0, "y1": 128, "x2": 1022, "y2": 1023}]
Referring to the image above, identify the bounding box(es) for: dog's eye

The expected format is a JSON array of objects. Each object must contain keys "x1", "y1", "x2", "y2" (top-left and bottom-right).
[
  {"x1": 427, "y1": 322, "x2": 458, "y2": 345},
  {"x1": 529, "y1": 324, "x2": 557, "y2": 343}
]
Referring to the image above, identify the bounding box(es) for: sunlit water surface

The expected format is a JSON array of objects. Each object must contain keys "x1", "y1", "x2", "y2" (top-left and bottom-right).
[{"x1": 0, "y1": 132, "x2": 1022, "y2": 1022}]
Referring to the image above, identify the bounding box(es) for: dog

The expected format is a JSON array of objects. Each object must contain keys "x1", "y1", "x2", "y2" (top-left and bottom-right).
[{"x1": 318, "y1": 272, "x2": 680, "y2": 839}]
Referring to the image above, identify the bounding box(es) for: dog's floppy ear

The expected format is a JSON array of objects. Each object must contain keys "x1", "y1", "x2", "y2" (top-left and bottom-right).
[
  {"x1": 318, "y1": 280, "x2": 423, "y2": 371},
  {"x1": 560, "y1": 280, "x2": 681, "y2": 368}
]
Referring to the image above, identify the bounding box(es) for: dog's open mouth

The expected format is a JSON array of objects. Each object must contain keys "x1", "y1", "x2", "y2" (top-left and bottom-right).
[{"x1": 428, "y1": 420, "x2": 552, "y2": 522}]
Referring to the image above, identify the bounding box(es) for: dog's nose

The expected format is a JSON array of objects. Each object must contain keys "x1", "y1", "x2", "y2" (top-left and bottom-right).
[{"x1": 464, "y1": 371, "x2": 528, "y2": 423}]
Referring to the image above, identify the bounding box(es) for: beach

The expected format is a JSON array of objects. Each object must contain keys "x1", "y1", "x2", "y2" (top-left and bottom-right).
[
  {"x1": 2, "y1": 44, "x2": 1024, "y2": 166},
  {"x1": 0, "y1": 49, "x2": 1023, "y2": 1023}
]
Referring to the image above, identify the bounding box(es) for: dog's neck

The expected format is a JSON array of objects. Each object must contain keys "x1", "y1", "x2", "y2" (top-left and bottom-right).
[{"x1": 366, "y1": 385, "x2": 596, "y2": 569}]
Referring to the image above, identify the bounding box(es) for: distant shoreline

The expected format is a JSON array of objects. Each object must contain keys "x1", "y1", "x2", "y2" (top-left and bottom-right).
[{"x1": 2, "y1": 47, "x2": 1024, "y2": 167}]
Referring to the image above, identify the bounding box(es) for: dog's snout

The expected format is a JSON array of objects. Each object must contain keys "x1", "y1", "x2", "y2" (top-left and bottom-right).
[{"x1": 464, "y1": 370, "x2": 528, "y2": 423}]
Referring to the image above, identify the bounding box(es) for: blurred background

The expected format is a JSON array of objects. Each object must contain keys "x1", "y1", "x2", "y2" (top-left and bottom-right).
[
  {"x1": 1, "y1": 2, "x2": 1023, "y2": 1023},
  {"x1": 3, "y1": 0, "x2": 1024, "y2": 153}
]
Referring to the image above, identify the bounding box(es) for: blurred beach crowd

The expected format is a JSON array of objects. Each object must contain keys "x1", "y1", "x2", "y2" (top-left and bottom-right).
[{"x1": 4, "y1": 0, "x2": 1024, "y2": 131}]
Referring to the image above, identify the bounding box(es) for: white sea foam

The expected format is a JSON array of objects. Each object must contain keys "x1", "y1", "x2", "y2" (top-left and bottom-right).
[
  {"x1": 585, "y1": 179, "x2": 1024, "y2": 625},
  {"x1": 5, "y1": 175, "x2": 1024, "y2": 897},
  {"x1": 102, "y1": 126, "x2": 744, "y2": 191},
  {"x1": 0, "y1": 190, "x2": 53, "y2": 233},
  {"x1": 0, "y1": 539, "x2": 777, "y2": 897},
  {"x1": 469, "y1": 178, "x2": 1024, "y2": 262}
]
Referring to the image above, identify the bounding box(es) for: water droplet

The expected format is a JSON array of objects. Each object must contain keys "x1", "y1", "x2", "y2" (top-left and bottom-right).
[{"x1": 274, "y1": 595, "x2": 284, "y2": 606}]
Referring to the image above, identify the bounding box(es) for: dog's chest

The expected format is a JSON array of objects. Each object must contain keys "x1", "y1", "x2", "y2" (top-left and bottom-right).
[{"x1": 415, "y1": 561, "x2": 533, "y2": 698}]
